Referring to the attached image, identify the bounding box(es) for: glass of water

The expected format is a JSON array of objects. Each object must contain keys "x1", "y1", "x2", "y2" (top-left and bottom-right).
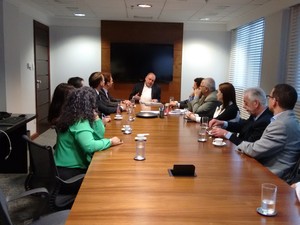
[
  {"x1": 258, "y1": 183, "x2": 277, "y2": 216},
  {"x1": 198, "y1": 125, "x2": 207, "y2": 142},
  {"x1": 201, "y1": 116, "x2": 209, "y2": 130}
]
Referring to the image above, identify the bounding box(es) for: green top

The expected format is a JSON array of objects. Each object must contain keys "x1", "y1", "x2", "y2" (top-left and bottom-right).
[{"x1": 54, "y1": 119, "x2": 111, "y2": 169}]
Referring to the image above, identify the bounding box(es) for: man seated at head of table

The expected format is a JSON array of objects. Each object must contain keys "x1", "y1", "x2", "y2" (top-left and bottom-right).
[
  {"x1": 98, "y1": 72, "x2": 131, "y2": 115},
  {"x1": 186, "y1": 82, "x2": 240, "y2": 122},
  {"x1": 184, "y1": 77, "x2": 221, "y2": 119},
  {"x1": 233, "y1": 84, "x2": 300, "y2": 184},
  {"x1": 209, "y1": 87, "x2": 273, "y2": 146},
  {"x1": 129, "y1": 72, "x2": 161, "y2": 103},
  {"x1": 169, "y1": 77, "x2": 204, "y2": 109}
]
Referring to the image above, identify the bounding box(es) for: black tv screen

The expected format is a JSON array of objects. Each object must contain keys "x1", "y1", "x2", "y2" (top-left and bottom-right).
[{"x1": 110, "y1": 43, "x2": 174, "y2": 83}]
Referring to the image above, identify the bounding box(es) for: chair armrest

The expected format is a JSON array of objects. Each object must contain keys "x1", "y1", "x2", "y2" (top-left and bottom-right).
[
  {"x1": 56, "y1": 173, "x2": 85, "y2": 184},
  {"x1": 6, "y1": 187, "x2": 49, "y2": 202}
]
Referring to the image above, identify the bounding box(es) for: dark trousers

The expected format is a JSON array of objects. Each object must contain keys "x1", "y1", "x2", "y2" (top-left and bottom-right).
[{"x1": 57, "y1": 166, "x2": 86, "y2": 194}]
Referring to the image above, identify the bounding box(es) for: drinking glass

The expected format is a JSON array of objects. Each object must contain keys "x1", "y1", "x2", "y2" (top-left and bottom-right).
[
  {"x1": 201, "y1": 116, "x2": 209, "y2": 130},
  {"x1": 198, "y1": 126, "x2": 207, "y2": 142},
  {"x1": 259, "y1": 183, "x2": 277, "y2": 216}
]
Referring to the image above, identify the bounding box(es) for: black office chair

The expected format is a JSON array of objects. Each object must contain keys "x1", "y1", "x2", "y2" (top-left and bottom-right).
[
  {"x1": 0, "y1": 186, "x2": 69, "y2": 225},
  {"x1": 22, "y1": 135, "x2": 85, "y2": 211}
]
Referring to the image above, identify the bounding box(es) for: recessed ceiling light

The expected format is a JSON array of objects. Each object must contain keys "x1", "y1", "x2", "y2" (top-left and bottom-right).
[
  {"x1": 200, "y1": 18, "x2": 210, "y2": 21},
  {"x1": 137, "y1": 4, "x2": 152, "y2": 8},
  {"x1": 74, "y1": 13, "x2": 85, "y2": 17}
]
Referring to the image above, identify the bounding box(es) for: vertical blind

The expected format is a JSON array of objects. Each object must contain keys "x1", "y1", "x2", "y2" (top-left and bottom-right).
[
  {"x1": 229, "y1": 18, "x2": 265, "y2": 119},
  {"x1": 286, "y1": 4, "x2": 300, "y2": 119}
]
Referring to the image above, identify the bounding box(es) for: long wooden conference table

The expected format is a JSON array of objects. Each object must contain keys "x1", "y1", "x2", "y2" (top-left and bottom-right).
[{"x1": 66, "y1": 106, "x2": 300, "y2": 225}]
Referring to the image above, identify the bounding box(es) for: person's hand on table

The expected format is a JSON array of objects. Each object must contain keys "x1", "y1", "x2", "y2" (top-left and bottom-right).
[
  {"x1": 102, "y1": 116, "x2": 111, "y2": 124},
  {"x1": 184, "y1": 111, "x2": 197, "y2": 121},
  {"x1": 169, "y1": 101, "x2": 178, "y2": 107},
  {"x1": 122, "y1": 100, "x2": 131, "y2": 106},
  {"x1": 110, "y1": 137, "x2": 123, "y2": 146},
  {"x1": 210, "y1": 127, "x2": 227, "y2": 138}
]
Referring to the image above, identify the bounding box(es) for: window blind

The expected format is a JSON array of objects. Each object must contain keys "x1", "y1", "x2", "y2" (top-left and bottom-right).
[
  {"x1": 229, "y1": 18, "x2": 265, "y2": 119},
  {"x1": 285, "y1": 4, "x2": 300, "y2": 119}
]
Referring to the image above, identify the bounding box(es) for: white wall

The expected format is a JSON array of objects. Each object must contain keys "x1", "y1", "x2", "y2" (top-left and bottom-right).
[
  {"x1": 181, "y1": 30, "x2": 230, "y2": 100},
  {"x1": 50, "y1": 26, "x2": 101, "y2": 94},
  {"x1": 3, "y1": 1, "x2": 36, "y2": 131}
]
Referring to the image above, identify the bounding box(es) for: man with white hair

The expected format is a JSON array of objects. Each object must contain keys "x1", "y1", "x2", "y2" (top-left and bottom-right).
[
  {"x1": 186, "y1": 77, "x2": 220, "y2": 118},
  {"x1": 209, "y1": 87, "x2": 273, "y2": 146}
]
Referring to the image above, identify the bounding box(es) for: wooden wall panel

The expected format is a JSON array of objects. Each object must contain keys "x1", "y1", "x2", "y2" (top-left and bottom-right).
[{"x1": 101, "y1": 20, "x2": 183, "y2": 103}]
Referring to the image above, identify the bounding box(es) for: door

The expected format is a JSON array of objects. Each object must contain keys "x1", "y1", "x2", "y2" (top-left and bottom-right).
[{"x1": 34, "y1": 21, "x2": 50, "y2": 134}]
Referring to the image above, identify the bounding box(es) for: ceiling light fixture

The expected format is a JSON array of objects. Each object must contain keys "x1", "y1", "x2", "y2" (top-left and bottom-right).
[
  {"x1": 74, "y1": 13, "x2": 85, "y2": 17},
  {"x1": 137, "y1": 4, "x2": 152, "y2": 8},
  {"x1": 200, "y1": 18, "x2": 210, "y2": 21}
]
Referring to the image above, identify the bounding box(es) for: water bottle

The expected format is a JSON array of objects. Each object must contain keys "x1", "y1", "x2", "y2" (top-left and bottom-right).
[{"x1": 134, "y1": 135, "x2": 146, "y2": 161}]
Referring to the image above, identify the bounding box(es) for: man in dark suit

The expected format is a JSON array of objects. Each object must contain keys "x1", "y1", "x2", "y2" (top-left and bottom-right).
[
  {"x1": 129, "y1": 72, "x2": 161, "y2": 102},
  {"x1": 89, "y1": 72, "x2": 129, "y2": 116},
  {"x1": 209, "y1": 87, "x2": 273, "y2": 146}
]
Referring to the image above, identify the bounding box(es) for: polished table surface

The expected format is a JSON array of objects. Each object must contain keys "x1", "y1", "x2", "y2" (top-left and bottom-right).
[{"x1": 66, "y1": 106, "x2": 300, "y2": 225}]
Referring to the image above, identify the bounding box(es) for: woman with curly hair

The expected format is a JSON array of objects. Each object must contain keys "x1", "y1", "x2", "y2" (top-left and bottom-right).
[{"x1": 54, "y1": 86, "x2": 123, "y2": 194}]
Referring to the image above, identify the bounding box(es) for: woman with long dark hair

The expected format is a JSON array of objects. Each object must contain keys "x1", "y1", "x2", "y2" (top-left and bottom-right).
[
  {"x1": 48, "y1": 83, "x2": 75, "y2": 126},
  {"x1": 212, "y1": 82, "x2": 240, "y2": 121},
  {"x1": 54, "y1": 86, "x2": 123, "y2": 194}
]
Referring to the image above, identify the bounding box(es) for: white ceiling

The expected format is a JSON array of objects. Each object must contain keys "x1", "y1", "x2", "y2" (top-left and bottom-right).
[{"x1": 7, "y1": 0, "x2": 300, "y2": 28}]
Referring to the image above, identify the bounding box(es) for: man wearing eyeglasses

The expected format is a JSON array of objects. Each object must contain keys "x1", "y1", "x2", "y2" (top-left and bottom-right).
[
  {"x1": 209, "y1": 87, "x2": 273, "y2": 145},
  {"x1": 237, "y1": 84, "x2": 300, "y2": 184},
  {"x1": 186, "y1": 77, "x2": 220, "y2": 118}
]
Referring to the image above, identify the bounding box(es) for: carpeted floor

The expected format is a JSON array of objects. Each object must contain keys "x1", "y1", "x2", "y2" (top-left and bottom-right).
[{"x1": 0, "y1": 129, "x2": 57, "y2": 225}]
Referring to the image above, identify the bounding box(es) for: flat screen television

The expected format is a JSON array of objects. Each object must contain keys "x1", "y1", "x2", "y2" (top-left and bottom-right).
[{"x1": 110, "y1": 43, "x2": 174, "y2": 83}]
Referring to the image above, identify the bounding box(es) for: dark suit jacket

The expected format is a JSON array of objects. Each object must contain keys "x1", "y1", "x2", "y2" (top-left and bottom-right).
[
  {"x1": 99, "y1": 88, "x2": 122, "y2": 107},
  {"x1": 129, "y1": 82, "x2": 161, "y2": 102},
  {"x1": 94, "y1": 89, "x2": 123, "y2": 115},
  {"x1": 228, "y1": 108, "x2": 273, "y2": 146},
  {"x1": 214, "y1": 103, "x2": 239, "y2": 121}
]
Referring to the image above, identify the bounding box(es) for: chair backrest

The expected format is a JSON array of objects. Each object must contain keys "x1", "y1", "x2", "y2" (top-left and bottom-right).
[
  {"x1": 22, "y1": 135, "x2": 58, "y2": 194},
  {"x1": 0, "y1": 188, "x2": 13, "y2": 225},
  {"x1": 22, "y1": 135, "x2": 82, "y2": 211}
]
